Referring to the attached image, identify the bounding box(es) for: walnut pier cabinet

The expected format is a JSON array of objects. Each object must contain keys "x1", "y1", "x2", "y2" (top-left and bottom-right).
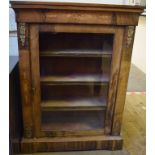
[{"x1": 11, "y1": 1, "x2": 144, "y2": 153}]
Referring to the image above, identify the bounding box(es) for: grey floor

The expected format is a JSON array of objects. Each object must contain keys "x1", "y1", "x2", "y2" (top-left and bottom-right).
[{"x1": 127, "y1": 64, "x2": 146, "y2": 92}]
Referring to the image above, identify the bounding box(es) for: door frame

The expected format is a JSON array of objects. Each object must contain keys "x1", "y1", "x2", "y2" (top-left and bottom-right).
[{"x1": 29, "y1": 24, "x2": 124, "y2": 137}]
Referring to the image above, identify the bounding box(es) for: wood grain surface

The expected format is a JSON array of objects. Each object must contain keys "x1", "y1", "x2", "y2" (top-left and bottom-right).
[
  {"x1": 17, "y1": 23, "x2": 33, "y2": 138},
  {"x1": 112, "y1": 26, "x2": 135, "y2": 136},
  {"x1": 12, "y1": 1, "x2": 144, "y2": 153},
  {"x1": 30, "y1": 25, "x2": 41, "y2": 137}
]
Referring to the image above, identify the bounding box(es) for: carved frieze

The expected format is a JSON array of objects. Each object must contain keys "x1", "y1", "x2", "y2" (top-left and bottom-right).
[
  {"x1": 126, "y1": 26, "x2": 135, "y2": 48},
  {"x1": 18, "y1": 22, "x2": 29, "y2": 49}
]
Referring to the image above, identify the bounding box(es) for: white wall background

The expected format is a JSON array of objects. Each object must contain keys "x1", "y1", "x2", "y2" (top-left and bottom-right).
[{"x1": 132, "y1": 16, "x2": 146, "y2": 73}]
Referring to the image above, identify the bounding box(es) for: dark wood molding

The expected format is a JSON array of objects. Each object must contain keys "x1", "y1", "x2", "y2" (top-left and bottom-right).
[{"x1": 11, "y1": 1, "x2": 145, "y2": 13}]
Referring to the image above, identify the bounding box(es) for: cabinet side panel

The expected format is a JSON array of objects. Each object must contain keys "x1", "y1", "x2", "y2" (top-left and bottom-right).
[
  {"x1": 30, "y1": 25, "x2": 41, "y2": 137},
  {"x1": 105, "y1": 27, "x2": 124, "y2": 134},
  {"x1": 17, "y1": 22, "x2": 33, "y2": 138},
  {"x1": 112, "y1": 26, "x2": 135, "y2": 135}
]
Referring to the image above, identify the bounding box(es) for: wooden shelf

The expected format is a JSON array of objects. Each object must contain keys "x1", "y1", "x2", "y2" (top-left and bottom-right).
[
  {"x1": 40, "y1": 50, "x2": 112, "y2": 58},
  {"x1": 40, "y1": 74, "x2": 110, "y2": 84},
  {"x1": 42, "y1": 111, "x2": 105, "y2": 131},
  {"x1": 41, "y1": 97, "x2": 107, "y2": 111}
]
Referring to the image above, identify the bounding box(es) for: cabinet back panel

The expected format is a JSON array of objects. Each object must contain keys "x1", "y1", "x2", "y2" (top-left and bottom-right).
[
  {"x1": 39, "y1": 33, "x2": 113, "y2": 53},
  {"x1": 41, "y1": 84, "x2": 108, "y2": 100},
  {"x1": 41, "y1": 111, "x2": 105, "y2": 131},
  {"x1": 40, "y1": 57, "x2": 111, "y2": 76}
]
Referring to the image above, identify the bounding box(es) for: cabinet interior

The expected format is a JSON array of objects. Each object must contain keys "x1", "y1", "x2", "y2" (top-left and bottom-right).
[{"x1": 39, "y1": 32, "x2": 114, "y2": 133}]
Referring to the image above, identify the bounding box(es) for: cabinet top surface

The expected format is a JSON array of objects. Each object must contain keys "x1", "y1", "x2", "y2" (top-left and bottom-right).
[{"x1": 11, "y1": 0, "x2": 145, "y2": 13}]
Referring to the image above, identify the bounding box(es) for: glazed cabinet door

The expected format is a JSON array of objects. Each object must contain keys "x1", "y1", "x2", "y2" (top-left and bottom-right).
[{"x1": 29, "y1": 24, "x2": 124, "y2": 138}]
